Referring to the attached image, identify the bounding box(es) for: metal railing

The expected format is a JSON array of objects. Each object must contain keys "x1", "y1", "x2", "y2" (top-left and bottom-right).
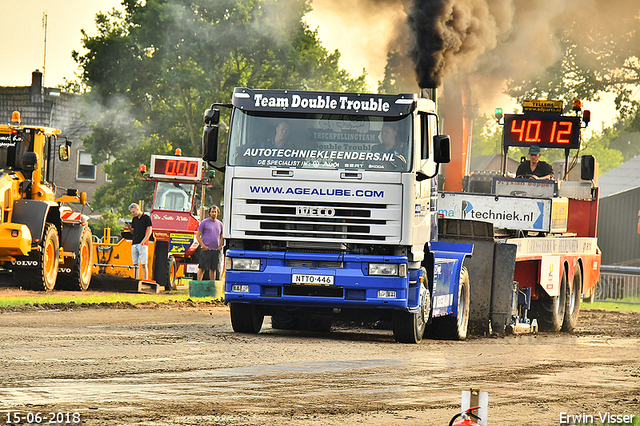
[
  {"x1": 595, "y1": 265, "x2": 640, "y2": 303},
  {"x1": 92, "y1": 235, "x2": 121, "y2": 244}
]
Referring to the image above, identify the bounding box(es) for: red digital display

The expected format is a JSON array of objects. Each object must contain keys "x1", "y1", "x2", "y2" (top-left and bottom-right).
[
  {"x1": 150, "y1": 155, "x2": 202, "y2": 181},
  {"x1": 503, "y1": 114, "x2": 580, "y2": 150}
]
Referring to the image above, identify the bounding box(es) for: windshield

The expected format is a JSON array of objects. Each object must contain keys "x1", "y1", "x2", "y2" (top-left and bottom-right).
[
  {"x1": 228, "y1": 110, "x2": 412, "y2": 172},
  {"x1": 152, "y1": 181, "x2": 195, "y2": 212},
  {"x1": 0, "y1": 130, "x2": 31, "y2": 170}
]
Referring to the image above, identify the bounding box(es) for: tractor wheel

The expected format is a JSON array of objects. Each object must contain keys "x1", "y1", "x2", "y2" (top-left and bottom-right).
[
  {"x1": 562, "y1": 266, "x2": 582, "y2": 332},
  {"x1": 392, "y1": 272, "x2": 431, "y2": 343},
  {"x1": 429, "y1": 266, "x2": 470, "y2": 341},
  {"x1": 165, "y1": 254, "x2": 177, "y2": 291},
  {"x1": 230, "y1": 303, "x2": 264, "y2": 334},
  {"x1": 533, "y1": 265, "x2": 567, "y2": 332},
  {"x1": 57, "y1": 226, "x2": 93, "y2": 291},
  {"x1": 24, "y1": 223, "x2": 59, "y2": 291}
]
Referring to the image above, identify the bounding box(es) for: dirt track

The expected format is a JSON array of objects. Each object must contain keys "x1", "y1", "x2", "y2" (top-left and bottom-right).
[{"x1": 0, "y1": 300, "x2": 639, "y2": 426}]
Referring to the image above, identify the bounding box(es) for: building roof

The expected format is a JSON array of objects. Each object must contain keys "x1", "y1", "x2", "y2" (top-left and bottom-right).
[{"x1": 598, "y1": 154, "x2": 640, "y2": 198}]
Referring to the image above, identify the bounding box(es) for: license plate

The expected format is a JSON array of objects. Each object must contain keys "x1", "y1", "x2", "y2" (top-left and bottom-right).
[{"x1": 292, "y1": 274, "x2": 334, "y2": 285}]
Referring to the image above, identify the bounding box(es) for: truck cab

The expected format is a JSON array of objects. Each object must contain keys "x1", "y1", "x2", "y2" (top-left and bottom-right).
[{"x1": 203, "y1": 88, "x2": 474, "y2": 343}]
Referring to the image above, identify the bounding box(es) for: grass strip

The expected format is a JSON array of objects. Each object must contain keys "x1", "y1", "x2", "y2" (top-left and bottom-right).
[{"x1": 0, "y1": 289, "x2": 220, "y2": 307}]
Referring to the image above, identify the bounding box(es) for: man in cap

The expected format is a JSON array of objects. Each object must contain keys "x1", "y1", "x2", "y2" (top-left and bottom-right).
[{"x1": 516, "y1": 145, "x2": 554, "y2": 180}]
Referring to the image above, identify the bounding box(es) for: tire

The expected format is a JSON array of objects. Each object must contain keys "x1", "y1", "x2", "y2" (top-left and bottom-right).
[
  {"x1": 230, "y1": 303, "x2": 264, "y2": 333},
  {"x1": 429, "y1": 266, "x2": 470, "y2": 341},
  {"x1": 271, "y1": 315, "x2": 299, "y2": 330},
  {"x1": 23, "y1": 223, "x2": 59, "y2": 291},
  {"x1": 562, "y1": 266, "x2": 582, "y2": 332},
  {"x1": 165, "y1": 254, "x2": 177, "y2": 291},
  {"x1": 392, "y1": 272, "x2": 431, "y2": 343},
  {"x1": 533, "y1": 265, "x2": 567, "y2": 332},
  {"x1": 298, "y1": 318, "x2": 332, "y2": 332},
  {"x1": 57, "y1": 226, "x2": 93, "y2": 291}
]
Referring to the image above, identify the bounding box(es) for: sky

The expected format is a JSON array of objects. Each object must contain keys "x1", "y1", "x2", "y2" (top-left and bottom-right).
[{"x1": 0, "y1": 0, "x2": 620, "y2": 131}]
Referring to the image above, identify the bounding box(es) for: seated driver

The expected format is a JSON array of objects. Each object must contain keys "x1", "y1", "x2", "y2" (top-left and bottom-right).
[
  {"x1": 372, "y1": 122, "x2": 407, "y2": 169},
  {"x1": 516, "y1": 145, "x2": 554, "y2": 180}
]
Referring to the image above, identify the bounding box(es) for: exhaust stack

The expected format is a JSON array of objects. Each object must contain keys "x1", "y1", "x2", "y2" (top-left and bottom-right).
[{"x1": 421, "y1": 88, "x2": 437, "y2": 102}]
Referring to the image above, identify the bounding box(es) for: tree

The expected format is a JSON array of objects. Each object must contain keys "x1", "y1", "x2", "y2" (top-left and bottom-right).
[
  {"x1": 506, "y1": 20, "x2": 640, "y2": 132},
  {"x1": 74, "y1": 0, "x2": 366, "y2": 214}
]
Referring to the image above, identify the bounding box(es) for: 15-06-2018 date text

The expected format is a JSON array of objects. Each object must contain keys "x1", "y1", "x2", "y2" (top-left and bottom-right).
[{"x1": 4, "y1": 412, "x2": 81, "y2": 424}]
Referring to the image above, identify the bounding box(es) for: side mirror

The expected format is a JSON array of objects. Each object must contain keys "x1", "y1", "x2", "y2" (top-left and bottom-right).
[
  {"x1": 202, "y1": 125, "x2": 219, "y2": 162},
  {"x1": 204, "y1": 108, "x2": 220, "y2": 126},
  {"x1": 59, "y1": 141, "x2": 71, "y2": 161},
  {"x1": 22, "y1": 152, "x2": 38, "y2": 171},
  {"x1": 433, "y1": 135, "x2": 451, "y2": 164},
  {"x1": 581, "y1": 155, "x2": 595, "y2": 180}
]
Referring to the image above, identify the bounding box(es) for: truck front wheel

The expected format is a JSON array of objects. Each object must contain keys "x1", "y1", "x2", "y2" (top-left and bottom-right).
[
  {"x1": 230, "y1": 303, "x2": 264, "y2": 333},
  {"x1": 392, "y1": 279, "x2": 431, "y2": 344}
]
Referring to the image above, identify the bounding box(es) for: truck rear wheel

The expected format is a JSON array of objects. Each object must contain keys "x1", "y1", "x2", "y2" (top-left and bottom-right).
[
  {"x1": 230, "y1": 303, "x2": 264, "y2": 333},
  {"x1": 271, "y1": 315, "x2": 299, "y2": 330},
  {"x1": 24, "y1": 223, "x2": 59, "y2": 291},
  {"x1": 57, "y1": 226, "x2": 93, "y2": 291},
  {"x1": 429, "y1": 266, "x2": 470, "y2": 341},
  {"x1": 561, "y1": 265, "x2": 582, "y2": 332},
  {"x1": 533, "y1": 265, "x2": 567, "y2": 332},
  {"x1": 392, "y1": 278, "x2": 431, "y2": 343}
]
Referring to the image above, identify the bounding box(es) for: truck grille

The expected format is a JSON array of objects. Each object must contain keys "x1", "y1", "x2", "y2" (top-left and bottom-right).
[{"x1": 237, "y1": 199, "x2": 398, "y2": 242}]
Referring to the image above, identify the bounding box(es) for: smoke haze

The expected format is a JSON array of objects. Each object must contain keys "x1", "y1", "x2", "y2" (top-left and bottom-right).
[{"x1": 311, "y1": 0, "x2": 639, "y2": 109}]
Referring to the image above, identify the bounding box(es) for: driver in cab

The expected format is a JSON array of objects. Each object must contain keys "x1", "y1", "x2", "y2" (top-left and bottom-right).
[
  {"x1": 516, "y1": 145, "x2": 554, "y2": 180},
  {"x1": 372, "y1": 122, "x2": 407, "y2": 169}
]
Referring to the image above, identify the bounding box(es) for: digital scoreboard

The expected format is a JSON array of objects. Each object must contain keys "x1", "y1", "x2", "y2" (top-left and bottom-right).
[
  {"x1": 503, "y1": 113, "x2": 581, "y2": 150},
  {"x1": 149, "y1": 155, "x2": 203, "y2": 181}
]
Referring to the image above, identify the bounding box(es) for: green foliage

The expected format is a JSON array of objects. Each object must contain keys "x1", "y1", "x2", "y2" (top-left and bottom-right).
[
  {"x1": 580, "y1": 127, "x2": 625, "y2": 175},
  {"x1": 92, "y1": 134, "x2": 173, "y2": 214},
  {"x1": 470, "y1": 114, "x2": 502, "y2": 157},
  {"x1": 378, "y1": 51, "x2": 418, "y2": 94},
  {"x1": 73, "y1": 0, "x2": 366, "y2": 212},
  {"x1": 606, "y1": 118, "x2": 640, "y2": 161},
  {"x1": 88, "y1": 209, "x2": 124, "y2": 238},
  {"x1": 469, "y1": 114, "x2": 625, "y2": 176},
  {"x1": 506, "y1": 19, "x2": 640, "y2": 132}
]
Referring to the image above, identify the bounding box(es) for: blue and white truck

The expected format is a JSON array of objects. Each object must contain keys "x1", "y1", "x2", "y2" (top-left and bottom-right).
[{"x1": 202, "y1": 88, "x2": 518, "y2": 343}]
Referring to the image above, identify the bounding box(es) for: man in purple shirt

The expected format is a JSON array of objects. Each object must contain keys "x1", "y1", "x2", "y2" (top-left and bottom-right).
[{"x1": 195, "y1": 205, "x2": 224, "y2": 281}]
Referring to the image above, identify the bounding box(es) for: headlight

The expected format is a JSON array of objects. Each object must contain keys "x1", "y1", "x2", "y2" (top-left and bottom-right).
[
  {"x1": 369, "y1": 263, "x2": 407, "y2": 277},
  {"x1": 230, "y1": 258, "x2": 261, "y2": 271}
]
